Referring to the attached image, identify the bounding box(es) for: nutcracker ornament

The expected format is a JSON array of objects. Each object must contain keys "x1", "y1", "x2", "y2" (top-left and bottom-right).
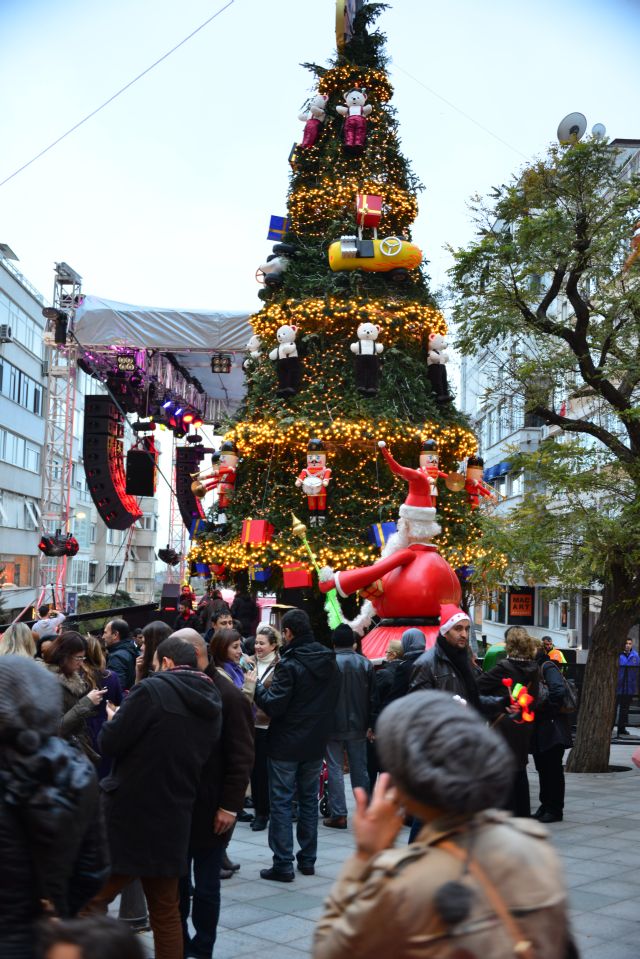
[
  {"x1": 297, "y1": 93, "x2": 328, "y2": 149},
  {"x1": 190, "y1": 451, "x2": 220, "y2": 499},
  {"x1": 335, "y1": 88, "x2": 372, "y2": 154},
  {"x1": 464, "y1": 455, "x2": 494, "y2": 510},
  {"x1": 319, "y1": 441, "x2": 462, "y2": 659},
  {"x1": 295, "y1": 438, "x2": 332, "y2": 527},
  {"x1": 214, "y1": 440, "x2": 240, "y2": 525},
  {"x1": 419, "y1": 439, "x2": 448, "y2": 501}
]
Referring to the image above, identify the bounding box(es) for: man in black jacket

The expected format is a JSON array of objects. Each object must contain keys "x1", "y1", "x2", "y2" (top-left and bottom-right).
[
  {"x1": 85, "y1": 637, "x2": 222, "y2": 959},
  {"x1": 244, "y1": 608, "x2": 340, "y2": 882},
  {"x1": 174, "y1": 628, "x2": 254, "y2": 959},
  {"x1": 323, "y1": 624, "x2": 374, "y2": 829},
  {"x1": 103, "y1": 618, "x2": 138, "y2": 691},
  {"x1": 409, "y1": 604, "x2": 479, "y2": 704}
]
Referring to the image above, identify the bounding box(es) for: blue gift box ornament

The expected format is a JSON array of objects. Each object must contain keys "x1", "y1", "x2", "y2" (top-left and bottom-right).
[
  {"x1": 249, "y1": 564, "x2": 272, "y2": 583},
  {"x1": 367, "y1": 522, "x2": 397, "y2": 548}
]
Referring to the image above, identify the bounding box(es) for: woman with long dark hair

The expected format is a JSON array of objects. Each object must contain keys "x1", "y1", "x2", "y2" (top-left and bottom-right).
[
  {"x1": 45, "y1": 632, "x2": 106, "y2": 763},
  {"x1": 83, "y1": 635, "x2": 122, "y2": 779},
  {"x1": 209, "y1": 628, "x2": 245, "y2": 689},
  {"x1": 135, "y1": 620, "x2": 172, "y2": 683}
]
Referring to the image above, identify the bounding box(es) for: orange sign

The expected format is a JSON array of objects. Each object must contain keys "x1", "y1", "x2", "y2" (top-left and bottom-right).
[{"x1": 509, "y1": 593, "x2": 533, "y2": 617}]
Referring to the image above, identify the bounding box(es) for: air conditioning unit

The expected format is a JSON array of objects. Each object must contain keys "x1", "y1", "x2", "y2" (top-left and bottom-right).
[
  {"x1": 41, "y1": 361, "x2": 49, "y2": 377},
  {"x1": 566, "y1": 629, "x2": 578, "y2": 648},
  {"x1": 0, "y1": 324, "x2": 12, "y2": 343}
]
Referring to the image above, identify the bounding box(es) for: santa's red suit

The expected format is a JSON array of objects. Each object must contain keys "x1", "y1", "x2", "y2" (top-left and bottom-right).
[{"x1": 320, "y1": 444, "x2": 461, "y2": 659}]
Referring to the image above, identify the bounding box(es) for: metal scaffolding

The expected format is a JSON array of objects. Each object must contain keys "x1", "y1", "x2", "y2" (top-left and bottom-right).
[{"x1": 38, "y1": 263, "x2": 83, "y2": 609}]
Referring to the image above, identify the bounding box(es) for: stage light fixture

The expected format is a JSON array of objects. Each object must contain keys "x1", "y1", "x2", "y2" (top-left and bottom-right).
[
  {"x1": 162, "y1": 399, "x2": 173, "y2": 409},
  {"x1": 211, "y1": 353, "x2": 232, "y2": 374},
  {"x1": 174, "y1": 407, "x2": 184, "y2": 416},
  {"x1": 116, "y1": 353, "x2": 136, "y2": 372},
  {"x1": 186, "y1": 434, "x2": 203, "y2": 444},
  {"x1": 182, "y1": 412, "x2": 195, "y2": 424}
]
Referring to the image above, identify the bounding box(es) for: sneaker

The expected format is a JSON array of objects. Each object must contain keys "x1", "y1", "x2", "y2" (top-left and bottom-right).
[
  {"x1": 297, "y1": 863, "x2": 315, "y2": 876},
  {"x1": 323, "y1": 816, "x2": 347, "y2": 829},
  {"x1": 260, "y1": 867, "x2": 294, "y2": 883}
]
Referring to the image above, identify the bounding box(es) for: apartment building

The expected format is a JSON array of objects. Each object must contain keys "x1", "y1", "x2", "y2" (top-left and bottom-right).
[{"x1": 0, "y1": 249, "x2": 158, "y2": 619}]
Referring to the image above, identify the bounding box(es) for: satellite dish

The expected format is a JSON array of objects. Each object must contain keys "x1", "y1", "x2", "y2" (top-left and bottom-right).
[
  {"x1": 557, "y1": 112, "x2": 587, "y2": 143},
  {"x1": 592, "y1": 122, "x2": 607, "y2": 138}
]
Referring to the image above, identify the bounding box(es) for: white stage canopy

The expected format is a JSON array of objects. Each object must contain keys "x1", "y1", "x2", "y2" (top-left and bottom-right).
[{"x1": 73, "y1": 294, "x2": 254, "y2": 416}]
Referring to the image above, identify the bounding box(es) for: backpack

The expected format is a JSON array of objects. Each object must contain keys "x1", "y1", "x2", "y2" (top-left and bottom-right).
[{"x1": 541, "y1": 660, "x2": 578, "y2": 714}]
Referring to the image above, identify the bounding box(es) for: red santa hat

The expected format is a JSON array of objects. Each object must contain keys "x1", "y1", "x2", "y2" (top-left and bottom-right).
[{"x1": 439, "y1": 604, "x2": 470, "y2": 636}]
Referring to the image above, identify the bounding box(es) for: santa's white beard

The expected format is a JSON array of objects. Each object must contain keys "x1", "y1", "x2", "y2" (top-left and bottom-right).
[{"x1": 381, "y1": 513, "x2": 441, "y2": 558}]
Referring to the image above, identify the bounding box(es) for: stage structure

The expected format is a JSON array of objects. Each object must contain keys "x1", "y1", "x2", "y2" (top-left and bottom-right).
[{"x1": 38, "y1": 286, "x2": 252, "y2": 609}]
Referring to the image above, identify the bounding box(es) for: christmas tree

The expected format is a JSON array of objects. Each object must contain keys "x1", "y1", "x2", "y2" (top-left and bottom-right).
[{"x1": 191, "y1": 3, "x2": 479, "y2": 624}]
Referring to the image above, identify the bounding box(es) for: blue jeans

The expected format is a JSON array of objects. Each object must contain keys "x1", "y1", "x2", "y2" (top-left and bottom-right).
[
  {"x1": 268, "y1": 758, "x2": 323, "y2": 872},
  {"x1": 179, "y1": 843, "x2": 224, "y2": 959},
  {"x1": 325, "y1": 738, "x2": 370, "y2": 817}
]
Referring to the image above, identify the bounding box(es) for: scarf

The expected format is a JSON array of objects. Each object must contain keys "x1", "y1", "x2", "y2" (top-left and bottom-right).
[
  {"x1": 223, "y1": 661, "x2": 245, "y2": 689},
  {"x1": 437, "y1": 633, "x2": 479, "y2": 706},
  {"x1": 257, "y1": 650, "x2": 277, "y2": 681}
]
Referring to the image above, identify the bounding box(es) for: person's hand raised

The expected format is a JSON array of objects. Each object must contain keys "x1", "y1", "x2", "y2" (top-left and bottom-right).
[{"x1": 352, "y1": 772, "x2": 404, "y2": 861}]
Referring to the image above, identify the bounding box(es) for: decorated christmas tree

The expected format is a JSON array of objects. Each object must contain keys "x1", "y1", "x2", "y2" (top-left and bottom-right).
[{"x1": 191, "y1": 3, "x2": 480, "y2": 632}]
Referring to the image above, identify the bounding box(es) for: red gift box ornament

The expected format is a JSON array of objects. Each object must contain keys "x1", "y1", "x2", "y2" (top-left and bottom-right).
[
  {"x1": 282, "y1": 563, "x2": 313, "y2": 589},
  {"x1": 241, "y1": 518, "x2": 275, "y2": 545},
  {"x1": 356, "y1": 194, "x2": 383, "y2": 230}
]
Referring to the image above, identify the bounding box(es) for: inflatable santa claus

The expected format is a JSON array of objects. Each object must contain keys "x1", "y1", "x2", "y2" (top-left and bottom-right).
[{"x1": 319, "y1": 441, "x2": 462, "y2": 659}]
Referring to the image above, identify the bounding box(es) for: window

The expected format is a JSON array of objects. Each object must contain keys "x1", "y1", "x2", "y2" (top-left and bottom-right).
[
  {"x1": 24, "y1": 444, "x2": 40, "y2": 473},
  {"x1": 88, "y1": 562, "x2": 97, "y2": 585},
  {"x1": 106, "y1": 564, "x2": 122, "y2": 585},
  {"x1": 0, "y1": 357, "x2": 45, "y2": 414},
  {"x1": 537, "y1": 589, "x2": 551, "y2": 629},
  {"x1": 90, "y1": 523, "x2": 97, "y2": 544},
  {"x1": 24, "y1": 501, "x2": 39, "y2": 530},
  {"x1": 509, "y1": 473, "x2": 524, "y2": 497},
  {"x1": 0, "y1": 428, "x2": 41, "y2": 472}
]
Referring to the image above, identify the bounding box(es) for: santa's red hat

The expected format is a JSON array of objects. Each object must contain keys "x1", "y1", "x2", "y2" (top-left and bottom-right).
[{"x1": 439, "y1": 604, "x2": 470, "y2": 636}]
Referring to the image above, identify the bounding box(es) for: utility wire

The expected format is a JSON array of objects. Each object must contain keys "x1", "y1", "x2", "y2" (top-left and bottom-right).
[
  {"x1": 393, "y1": 62, "x2": 530, "y2": 161},
  {"x1": 0, "y1": 0, "x2": 235, "y2": 190}
]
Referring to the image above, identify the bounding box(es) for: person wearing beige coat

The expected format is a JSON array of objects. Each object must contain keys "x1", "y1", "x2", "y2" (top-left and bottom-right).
[{"x1": 313, "y1": 691, "x2": 576, "y2": 959}]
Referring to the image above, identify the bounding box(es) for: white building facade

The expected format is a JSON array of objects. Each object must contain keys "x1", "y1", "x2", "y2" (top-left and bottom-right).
[{"x1": 0, "y1": 252, "x2": 158, "y2": 620}]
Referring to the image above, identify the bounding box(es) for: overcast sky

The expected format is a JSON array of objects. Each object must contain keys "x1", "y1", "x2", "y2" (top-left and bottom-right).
[{"x1": 1, "y1": 0, "x2": 638, "y2": 311}]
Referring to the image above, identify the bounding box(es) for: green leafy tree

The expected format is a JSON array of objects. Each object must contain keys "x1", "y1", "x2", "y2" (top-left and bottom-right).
[
  {"x1": 191, "y1": 3, "x2": 480, "y2": 629},
  {"x1": 450, "y1": 135, "x2": 640, "y2": 772}
]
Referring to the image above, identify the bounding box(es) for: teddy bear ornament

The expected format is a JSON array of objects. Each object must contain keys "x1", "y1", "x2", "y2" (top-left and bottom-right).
[
  {"x1": 269, "y1": 324, "x2": 303, "y2": 398},
  {"x1": 336, "y1": 88, "x2": 372, "y2": 155},
  {"x1": 350, "y1": 322, "x2": 384, "y2": 396},
  {"x1": 298, "y1": 94, "x2": 328, "y2": 149}
]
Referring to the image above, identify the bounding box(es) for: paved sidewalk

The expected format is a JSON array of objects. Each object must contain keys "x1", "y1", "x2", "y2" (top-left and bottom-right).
[{"x1": 140, "y1": 741, "x2": 640, "y2": 958}]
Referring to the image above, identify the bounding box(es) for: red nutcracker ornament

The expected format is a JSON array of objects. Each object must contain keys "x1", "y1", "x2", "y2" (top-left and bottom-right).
[
  {"x1": 213, "y1": 440, "x2": 239, "y2": 524},
  {"x1": 335, "y1": 89, "x2": 372, "y2": 154},
  {"x1": 298, "y1": 94, "x2": 328, "y2": 149},
  {"x1": 320, "y1": 441, "x2": 462, "y2": 658},
  {"x1": 190, "y1": 451, "x2": 220, "y2": 498},
  {"x1": 419, "y1": 439, "x2": 448, "y2": 501},
  {"x1": 295, "y1": 438, "x2": 332, "y2": 527},
  {"x1": 464, "y1": 455, "x2": 494, "y2": 510}
]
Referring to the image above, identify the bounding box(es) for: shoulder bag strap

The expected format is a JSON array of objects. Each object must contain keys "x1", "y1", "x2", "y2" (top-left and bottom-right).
[{"x1": 437, "y1": 839, "x2": 535, "y2": 959}]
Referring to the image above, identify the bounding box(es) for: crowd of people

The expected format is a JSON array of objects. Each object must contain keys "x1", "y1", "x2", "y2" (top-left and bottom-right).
[{"x1": 1, "y1": 587, "x2": 618, "y2": 957}]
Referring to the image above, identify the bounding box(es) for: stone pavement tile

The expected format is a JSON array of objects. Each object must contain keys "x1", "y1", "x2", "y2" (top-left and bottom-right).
[
  {"x1": 593, "y1": 848, "x2": 640, "y2": 867},
  {"x1": 249, "y1": 892, "x2": 329, "y2": 914},
  {"x1": 553, "y1": 842, "x2": 617, "y2": 860},
  {"x1": 572, "y1": 878, "x2": 640, "y2": 900},
  {"x1": 290, "y1": 905, "x2": 325, "y2": 920},
  {"x1": 569, "y1": 889, "x2": 620, "y2": 912},
  {"x1": 241, "y1": 913, "x2": 317, "y2": 944},
  {"x1": 580, "y1": 941, "x2": 640, "y2": 959},
  {"x1": 570, "y1": 912, "x2": 640, "y2": 939},
  {"x1": 214, "y1": 929, "x2": 308, "y2": 959},
  {"x1": 222, "y1": 880, "x2": 284, "y2": 902},
  {"x1": 218, "y1": 902, "x2": 287, "y2": 929},
  {"x1": 311, "y1": 860, "x2": 348, "y2": 880},
  {"x1": 595, "y1": 899, "x2": 640, "y2": 922},
  {"x1": 573, "y1": 932, "x2": 608, "y2": 954},
  {"x1": 582, "y1": 836, "x2": 640, "y2": 852}
]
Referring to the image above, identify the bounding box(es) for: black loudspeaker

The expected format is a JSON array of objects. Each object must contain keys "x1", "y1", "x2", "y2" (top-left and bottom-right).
[
  {"x1": 83, "y1": 395, "x2": 143, "y2": 530},
  {"x1": 175, "y1": 446, "x2": 212, "y2": 534},
  {"x1": 160, "y1": 583, "x2": 181, "y2": 612},
  {"x1": 126, "y1": 449, "x2": 156, "y2": 496}
]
